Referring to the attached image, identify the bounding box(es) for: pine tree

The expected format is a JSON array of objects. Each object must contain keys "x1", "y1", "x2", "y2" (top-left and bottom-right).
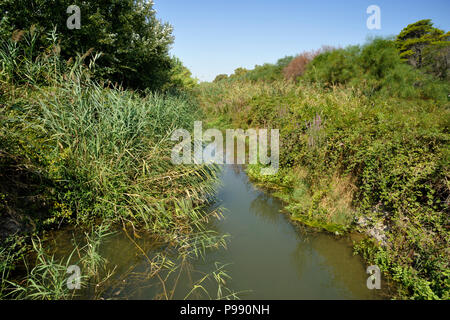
[{"x1": 395, "y1": 19, "x2": 449, "y2": 70}]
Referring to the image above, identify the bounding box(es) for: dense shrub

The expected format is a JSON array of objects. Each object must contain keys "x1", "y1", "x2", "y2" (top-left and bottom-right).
[
  {"x1": 166, "y1": 56, "x2": 199, "y2": 91},
  {"x1": 196, "y1": 76, "x2": 450, "y2": 299},
  {"x1": 303, "y1": 38, "x2": 449, "y2": 101},
  {"x1": 422, "y1": 41, "x2": 450, "y2": 80},
  {"x1": 304, "y1": 45, "x2": 361, "y2": 85},
  {"x1": 200, "y1": 25, "x2": 449, "y2": 299},
  {"x1": 0, "y1": 0, "x2": 176, "y2": 91},
  {"x1": 213, "y1": 74, "x2": 229, "y2": 83},
  {"x1": 227, "y1": 56, "x2": 294, "y2": 83},
  {"x1": 283, "y1": 47, "x2": 334, "y2": 81}
]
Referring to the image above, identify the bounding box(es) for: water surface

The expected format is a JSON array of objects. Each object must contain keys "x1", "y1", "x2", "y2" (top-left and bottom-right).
[
  {"x1": 49, "y1": 164, "x2": 391, "y2": 299},
  {"x1": 188, "y1": 165, "x2": 388, "y2": 299}
]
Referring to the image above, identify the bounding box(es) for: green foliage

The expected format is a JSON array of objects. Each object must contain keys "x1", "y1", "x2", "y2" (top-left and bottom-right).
[
  {"x1": 0, "y1": 27, "x2": 98, "y2": 88},
  {"x1": 213, "y1": 74, "x2": 229, "y2": 83},
  {"x1": 166, "y1": 56, "x2": 199, "y2": 91},
  {"x1": 304, "y1": 38, "x2": 449, "y2": 101},
  {"x1": 0, "y1": 0, "x2": 175, "y2": 91},
  {"x1": 422, "y1": 41, "x2": 450, "y2": 80},
  {"x1": 0, "y1": 236, "x2": 27, "y2": 297},
  {"x1": 2, "y1": 225, "x2": 114, "y2": 300},
  {"x1": 0, "y1": 27, "x2": 227, "y2": 300},
  {"x1": 226, "y1": 56, "x2": 294, "y2": 83},
  {"x1": 354, "y1": 239, "x2": 448, "y2": 300},
  {"x1": 0, "y1": 29, "x2": 220, "y2": 253},
  {"x1": 196, "y1": 29, "x2": 450, "y2": 300},
  {"x1": 395, "y1": 19, "x2": 449, "y2": 69},
  {"x1": 7, "y1": 238, "x2": 80, "y2": 299},
  {"x1": 196, "y1": 69, "x2": 450, "y2": 299},
  {"x1": 304, "y1": 45, "x2": 361, "y2": 86}
]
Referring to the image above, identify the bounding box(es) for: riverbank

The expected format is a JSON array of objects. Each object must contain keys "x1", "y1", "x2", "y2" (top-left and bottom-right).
[
  {"x1": 30, "y1": 164, "x2": 393, "y2": 299},
  {"x1": 1, "y1": 26, "x2": 448, "y2": 300},
  {"x1": 0, "y1": 31, "x2": 223, "y2": 299},
  {"x1": 194, "y1": 47, "x2": 449, "y2": 299}
]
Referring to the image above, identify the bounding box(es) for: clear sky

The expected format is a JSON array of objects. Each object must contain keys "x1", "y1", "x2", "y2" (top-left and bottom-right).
[{"x1": 153, "y1": 0, "x2": 450, "y2": 82}]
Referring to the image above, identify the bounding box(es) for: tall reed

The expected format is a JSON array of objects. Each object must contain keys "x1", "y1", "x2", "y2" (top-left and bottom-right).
[{"x1": 1, "y1": 27, "x2": 227, "y2": 300}]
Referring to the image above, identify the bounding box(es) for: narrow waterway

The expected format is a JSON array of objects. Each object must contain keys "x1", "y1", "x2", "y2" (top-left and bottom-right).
[
  {"x1": 48, "y1": 164, "x2": 390, "y2": 299},
  {"x1": 181, "y1": 165, "x2": 388, "y2": 299}
]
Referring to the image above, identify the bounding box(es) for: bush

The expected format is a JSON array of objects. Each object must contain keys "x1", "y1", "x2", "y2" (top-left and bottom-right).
[
  {"x1": 422, "y1": 42, "x2": 450, "y2": 80},
  {"x1": 213, "y1": 74, "x2": 228, "y2": 83},
  {"x1": 0, "y1": 29, "x2": 225, "y2": 300},
  {"x1": 0, "y1": 0, "x2": 175, "y2": 91},
  {"x1": 166, "y1": 57, "x2": 199, "y2": 91},
  {"x1": 196, "y1": 76, "x2": 450, "y2": 299},
  {"x1": 304, "y1": 45, "x2": 361, "y2": 86},
  {"x1": 195, "y1": 20, "x2": 450, "y2": 301},
  {"x1": 303, "y1": 38, "x2": 449, "y2": 102},
  {"x1": 226, "y1": 56, "x2": 294, "y2": 83}
]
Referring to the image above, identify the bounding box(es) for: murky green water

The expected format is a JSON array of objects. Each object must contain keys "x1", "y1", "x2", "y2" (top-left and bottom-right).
[
  {"x1": 48, "y1": 164, "x2": 392, "y2": 299},
  {"x1": 184, "y1": 165, "x2": 390, "y2": 299}
]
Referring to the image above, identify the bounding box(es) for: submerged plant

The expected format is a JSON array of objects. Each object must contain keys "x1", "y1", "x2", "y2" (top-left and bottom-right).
[{"x1": 5, "y1": 238, "x2": 80, "y2": 300}]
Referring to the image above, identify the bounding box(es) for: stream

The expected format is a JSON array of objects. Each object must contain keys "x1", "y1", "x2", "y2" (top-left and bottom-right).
[{"x1": 48, "y1": 164, "x2": 391, "y2": 300}]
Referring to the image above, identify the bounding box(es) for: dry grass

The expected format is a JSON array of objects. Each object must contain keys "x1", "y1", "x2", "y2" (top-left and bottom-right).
[{"x1": 319, "y1": 174, "x2": 357, "y2": 225}]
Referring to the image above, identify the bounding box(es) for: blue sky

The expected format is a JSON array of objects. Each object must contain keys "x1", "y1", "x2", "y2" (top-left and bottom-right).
[{"x1": 153, "y1": 0, "x2": 450, "y2": 82}]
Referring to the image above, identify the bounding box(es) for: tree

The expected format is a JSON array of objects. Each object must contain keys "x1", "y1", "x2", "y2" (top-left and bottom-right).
[
  {"x1": 166, "y1": 57, "x2": 198, "y2": 90},
  {"x1": 422, "y1": 38, "x2": 450, "y2": 80},
  {"x1": 0, "y1": 0, "x2": 175, "y2": 90},
  {"x1": 395, "y1": 19, "x2": 449, "y2": 69},
  {"x1": 233, "y1": 67, "x2": 248, "y2": 77},
  {"x1": 213, "y1": 74, "x2": 228, "y2": 82}
]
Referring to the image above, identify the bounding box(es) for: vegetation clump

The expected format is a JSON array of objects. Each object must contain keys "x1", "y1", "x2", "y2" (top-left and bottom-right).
[
  {"x1": 1, "y1": 2, "x2": 449, "y2": 300},
  {"x1": 0, "y1": 26, "x2": 219, "y2": 299},
  {"x1": 196, "y1": 21, "x2": 449, "y2": 299}
]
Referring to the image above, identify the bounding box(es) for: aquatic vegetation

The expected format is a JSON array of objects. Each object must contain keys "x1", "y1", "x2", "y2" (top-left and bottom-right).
[
  {"x1": 2, "y1": 224, "x2": 114, "y2": 300},
  {"x1": 0, "y1": 28, "x2": 228, "y2": 300}
]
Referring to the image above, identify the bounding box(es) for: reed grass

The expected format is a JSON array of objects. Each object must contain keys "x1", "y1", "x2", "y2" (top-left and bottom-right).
[
  {"x1": 1, "y1": 28, "x2": 228, "y2": 300},
  {"x1": 0, "y1": 223, "x2": 117, "y2": 299}
]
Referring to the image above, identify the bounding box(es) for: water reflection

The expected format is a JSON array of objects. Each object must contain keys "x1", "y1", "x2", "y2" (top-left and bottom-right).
[
  {"x1": 218, "y1": 165, "x2": 389, "y2": 299},
  {"x1": 250, "y1": 193, "x2": 283, "y2": 225}
]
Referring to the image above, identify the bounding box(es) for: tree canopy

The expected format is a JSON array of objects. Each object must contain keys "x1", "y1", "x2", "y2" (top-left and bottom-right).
[
  {"x1": 0, "y1": 0, "x2": 176, "y2": 90},
  {"x1": 395, "y1": 19, "x2": 449, "y2": 79}
]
